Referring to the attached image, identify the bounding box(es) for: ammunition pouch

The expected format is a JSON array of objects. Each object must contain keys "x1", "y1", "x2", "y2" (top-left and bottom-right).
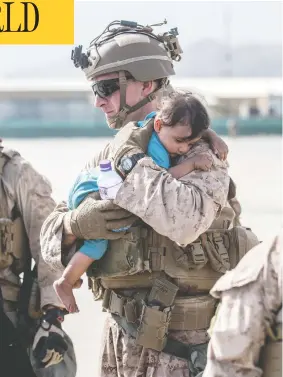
[
  {"x1": 88, "y1": 225, "x2": 259, "y2": 297},
  {"x1": 135, "y1": 277, "x2": 178, "y2": 351},
  {"x1": 103, "y1": 288, "x2": 216, "y2": 330},
  {"x1": 88, "y1": 227, "x2": 147, "y2": 279},
  {"x1": 136, "y1": 304, "x2": 171, "y2": 351},
  {"x1": 102, "y1": 276, "x2": 215, "y2": 361},
  {"x1": 1, "y1": 148, "x2": 30, "y2": 273},
  {"x1": 87, "y1": 206, "x2": 258, "y2": 374},
  {"x1": 0, "y1": 216, "x2": 29, "y2": 273},
  {"x1": 110, "y1": 278, "x2": 209, "y2": 377}
]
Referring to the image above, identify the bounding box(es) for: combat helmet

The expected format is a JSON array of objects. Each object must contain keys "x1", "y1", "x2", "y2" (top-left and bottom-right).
[{"x1": 71, "y1": 20, "x2": 183, "y2": 128}]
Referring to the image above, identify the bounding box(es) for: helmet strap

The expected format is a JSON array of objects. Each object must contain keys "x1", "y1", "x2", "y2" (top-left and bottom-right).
[{"x1": 108, "y1": 73, "x2": 168, "y2": 129}]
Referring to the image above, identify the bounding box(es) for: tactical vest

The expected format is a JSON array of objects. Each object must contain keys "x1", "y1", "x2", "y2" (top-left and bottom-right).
[
  {"x1": 87, "y1": 204, "x2": 259, "y2": 345},
  {"x1": 261, "y1": 309, "x2": 282, "y2": 377},
  {"x1": 0, "y1": 148, "x2": 30, "y2": 302},
  {"x1": 87, "y1": 118, "x2": 260, "y2": 351}
]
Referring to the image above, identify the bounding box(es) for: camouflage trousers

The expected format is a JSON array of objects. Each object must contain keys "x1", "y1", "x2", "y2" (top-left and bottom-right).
[{"x1": 98, "y1": 314, "x2": 209, "y2": 377}]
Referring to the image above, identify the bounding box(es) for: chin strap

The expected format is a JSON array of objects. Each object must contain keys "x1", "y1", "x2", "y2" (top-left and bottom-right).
[{"x1": 108, "y1": 71, "x2": 168, "y2": 129}]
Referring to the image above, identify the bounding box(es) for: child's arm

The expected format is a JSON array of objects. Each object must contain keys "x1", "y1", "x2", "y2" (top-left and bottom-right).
[
  {"x1": 168, "y1": 153, "x2": 213, "y2": 179},
  {"x1": 168, "y1": 159, "x2": 195, "y2": 179},
  {"x1": 202, "y1": 129, "x2": 228, "y2": 161}
]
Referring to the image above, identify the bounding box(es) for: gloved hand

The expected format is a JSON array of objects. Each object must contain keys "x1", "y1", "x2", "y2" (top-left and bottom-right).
[
  {"x1": 110, "y1": 119, "x2": 154, "y2": 175},
  {"x1": 32, "y1": 307, "x2": 68, "y2": 368},
  {"x1": 69, "y1": 192, "x2": 137, "y2": 240}
]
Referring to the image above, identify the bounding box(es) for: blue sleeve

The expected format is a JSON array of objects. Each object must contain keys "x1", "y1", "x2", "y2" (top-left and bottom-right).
[
  {"x1": 68, "y1": 167, "x2": 100, "y2": 210},
  {"x1": 80, "y1": 239, "x2": 108, "y2": 259},
  {"x1": 68, "y1": 166, "x2": 108, "y2": 260},
  {"x1": 147, "y1": 132, "x2": 170, "y2": 169}
]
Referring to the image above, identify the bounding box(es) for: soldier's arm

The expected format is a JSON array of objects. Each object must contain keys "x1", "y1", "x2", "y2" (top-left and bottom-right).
[
  {"x1": 14, "y1": 157, "x2": 64, "y2": 309},
  {"x1": 40, "y1": 200, "x2": 77, "y2": 271},
  {"x1": 40, "y1": 144, "x2": 111, "y2": 270},
  {"x1": 203, "y1": 235, "x2": 282, "y2": 377},
  {"x1": 114, "y1": 146, "x2": 229, "y2": 245}
]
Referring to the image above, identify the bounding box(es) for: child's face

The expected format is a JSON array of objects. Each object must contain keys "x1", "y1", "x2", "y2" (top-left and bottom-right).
[{"x1": 154, "y1": 119, "x2": 201, "y2": 157}]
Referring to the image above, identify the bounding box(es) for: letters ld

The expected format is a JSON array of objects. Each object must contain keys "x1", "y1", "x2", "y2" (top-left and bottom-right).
[{"x1": 0, "y1": 2, "x2": 39, "y2": 32}]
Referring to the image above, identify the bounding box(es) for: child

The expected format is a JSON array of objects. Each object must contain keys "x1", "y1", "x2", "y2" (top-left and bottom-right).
[{"x1": 53, "y1": 91, "x2": 227, "y2": 313}]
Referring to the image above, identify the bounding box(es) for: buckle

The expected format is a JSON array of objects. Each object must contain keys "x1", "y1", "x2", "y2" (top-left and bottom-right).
[{"x1": 189, "y1": 240, "x2": 205, "y2": 265}]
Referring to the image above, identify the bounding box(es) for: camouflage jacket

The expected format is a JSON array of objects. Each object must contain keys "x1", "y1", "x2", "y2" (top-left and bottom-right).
[
  {"x1": 0, "y1": 148, "x2": 63, "y2": 308},
  {"x1": 203, "y1": 231, "x2": 282, "y2": 377},
  {"x1": 41, "y1": 137, "x2": 229, "y2": 272}
]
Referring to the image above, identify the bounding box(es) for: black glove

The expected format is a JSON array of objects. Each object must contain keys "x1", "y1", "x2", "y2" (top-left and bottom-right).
[{"x1": 32, "y1": 308, "x2": 68, "y2": 368}]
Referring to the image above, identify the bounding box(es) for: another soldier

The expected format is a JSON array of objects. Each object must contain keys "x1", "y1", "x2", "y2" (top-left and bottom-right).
[
  {"x1": 41, "y1": 20, "x2": 258, "y2": 376},
  {"x1": 0, "y1": 139, "x2": 76, "y2": 377},
  {"x1": 203, "y1": 231, "x2": 282, "y2": 377}
]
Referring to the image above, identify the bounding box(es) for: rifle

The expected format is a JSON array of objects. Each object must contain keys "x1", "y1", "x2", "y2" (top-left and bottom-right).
[{"x1": 17, "y1": 253, "x2": 38, "y2": 348}]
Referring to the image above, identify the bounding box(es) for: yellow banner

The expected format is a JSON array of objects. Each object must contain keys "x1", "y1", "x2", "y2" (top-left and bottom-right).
[{"x1": 0, "y1": 0, "x2": 74, "y2": 44}]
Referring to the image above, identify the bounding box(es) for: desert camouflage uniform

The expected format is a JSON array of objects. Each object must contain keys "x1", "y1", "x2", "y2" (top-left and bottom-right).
[
  {"x1": 41, "y1": 137, "x2": 230, "y2": 377},
  {"x1": 0, "y1": 146, "x2": 76, "y2": 377},
  {"x1": 203, "y1": 231, "x2": 282, "y2": 377}
]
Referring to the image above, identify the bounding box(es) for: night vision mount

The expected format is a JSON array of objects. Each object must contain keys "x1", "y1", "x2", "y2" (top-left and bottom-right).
[{"x1": 71, "y1": 19, "x2": 183, "y2": 70}]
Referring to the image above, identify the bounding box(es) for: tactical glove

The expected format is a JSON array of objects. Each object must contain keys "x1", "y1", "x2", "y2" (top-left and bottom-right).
[{"x1": 69, "y1": 193, "x2": 137, "y2": 240}]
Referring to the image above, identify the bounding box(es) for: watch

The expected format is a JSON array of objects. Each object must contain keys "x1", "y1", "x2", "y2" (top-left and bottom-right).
[{"x1": 119, "y1": 153, "x2": 146, "y2": 175}]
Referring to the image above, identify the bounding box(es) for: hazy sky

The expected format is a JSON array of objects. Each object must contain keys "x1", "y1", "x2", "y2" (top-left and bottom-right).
[
  {"x1": 0, "y1": 1, "x2": 281, "y2": 77},
  {"x1": 74, "y1": 1, "x2": 282, "y2": 46}
]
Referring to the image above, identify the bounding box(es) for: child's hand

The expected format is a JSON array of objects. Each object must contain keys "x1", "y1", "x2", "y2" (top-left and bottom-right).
[
  {"x1": 192, "y1": 153, "x2": 213, "y2": 171},
  {"x1": 209, "y1": 134, "x2": 228, "y2": 161},
  {"x1": 203, "y1": 129, "x2": 229, "y2": 160}
]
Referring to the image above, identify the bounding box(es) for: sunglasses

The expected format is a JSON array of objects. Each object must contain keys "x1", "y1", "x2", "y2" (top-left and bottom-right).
[
  {"x1": 91, "y1": 78, "x2": 120, "y2": 98},
  {"x1": 91, "y1": 76, "x2": 134, "y2": 98}
]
